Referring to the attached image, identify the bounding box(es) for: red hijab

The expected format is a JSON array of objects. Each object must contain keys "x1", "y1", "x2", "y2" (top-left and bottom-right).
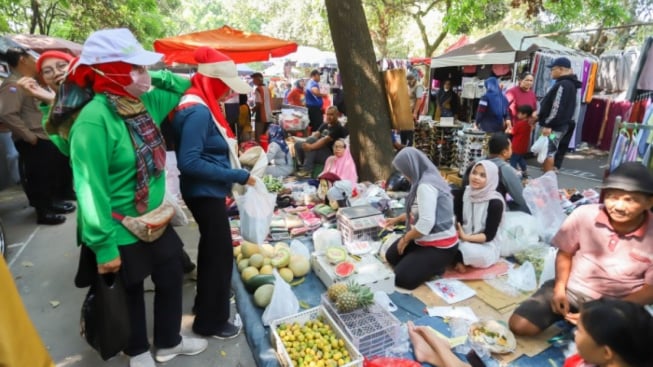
[
  {"x1": 184, "y1": 72, "x2": 235, "y2": 138},
  {"x1": 68, "y1": 60, "x2": 134, "y2": 98}
]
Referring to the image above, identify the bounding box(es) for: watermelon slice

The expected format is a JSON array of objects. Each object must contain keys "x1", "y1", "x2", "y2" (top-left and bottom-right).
[{"x1": 334, "y1": 261, "x2": 355, "y2": 278}]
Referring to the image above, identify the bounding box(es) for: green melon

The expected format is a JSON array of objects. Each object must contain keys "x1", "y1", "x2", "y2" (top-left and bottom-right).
[
  {"x1": 260, "y1": 244, "x2": 275, "y2": 258},
  {"x1": 254, "y1": 284, "x2": 274, "y2": 308},
  {"x1": 326, "y1": 246, "x2": 347, "y2": 264},
  {"x1": 288, "y1": 254, "x2": 310, "y2": 277},
  {"x1": 259, "y1": 264, "x2": 274, "y2": 275},
  {"x1": 270, "y1": 247, "x2": 291, "y2": 268},
  {"x1": 241, "y1": 266, "x2": 259, "y2": 282},
  {"x1": 237, "y1": 259, "x2": 249, "y2": 272},
  {"x1": 279, "y1": 267, "x2": 294, "y2": 282},
  {"x1": 248, "y1": 254, "x2": 265, "y2": 269},
  {"x1": 241, "y1": 241, "x2": 260, "y2": 258}
]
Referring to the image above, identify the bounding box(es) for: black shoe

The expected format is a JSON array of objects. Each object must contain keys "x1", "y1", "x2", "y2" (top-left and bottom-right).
[
  {"x1": 211, "y1": 321, "x2": 241, "y2": 339},
  {"x1": 37, "y1": 212, "x2": 66, "y2": 225},
  {"x1": 50, "y1": 201, "x2": 76, "y2": 214}
]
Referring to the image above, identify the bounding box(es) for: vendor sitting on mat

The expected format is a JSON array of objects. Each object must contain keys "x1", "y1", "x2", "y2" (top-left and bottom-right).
[
  {"x1": 453, "y1": 160, "x2": 505, "y2": 272},
  {"x1": 384, "y1": 147, "x2": 459, "y2": 290},
  {"x1": 509, "y1": 162, "x2": 653, "y2": 337},
  {"x1": 408, "y1": 298, "x2": 653, "y2": 367},
  {"x1": 461, "y1": 133, "x2": 529, "y2": 213}
]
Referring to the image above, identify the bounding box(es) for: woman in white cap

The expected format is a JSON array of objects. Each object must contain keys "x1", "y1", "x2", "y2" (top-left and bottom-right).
[
  {"x1": 56, "y1": 28, "x2": 207, "y2": 366},
  {"x1": 170, "y1": 46, "x2": 255, "y2": 339}
]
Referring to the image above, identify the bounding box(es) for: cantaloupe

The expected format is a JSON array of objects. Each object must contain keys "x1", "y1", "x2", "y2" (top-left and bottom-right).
[
  {"x1": 241, "y1": 241, "x2": 260, "y2": 258},
  {"x1": 248, "y1": 254, "x2": 264, "y2": 269},
  {"x1": 270, "y1": 247, "x2": 291, "y2": 268},
  {"x1": 241, "y1": 266, "x2": 259, "y2": 282},
  {"x1": 254, "y1": 284, "x2": 274, "y2": 308},
  {"x1": 237, "y1": 259, "x2": 249, "y2": 272},
  {"x1": 288, "y1": 254, "x2": 310, "y2": 277},
  {"x1": 260, "y1": 244, "x2": 275, "y2": 258},
  {"x1": 279, "y1": 268, "x2": 294, "y2": 282}
]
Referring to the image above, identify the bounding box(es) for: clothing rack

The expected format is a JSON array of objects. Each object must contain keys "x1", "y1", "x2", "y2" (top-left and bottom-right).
[{"x1": 606, "y1": 116, "x2": 653, "y2": 174}]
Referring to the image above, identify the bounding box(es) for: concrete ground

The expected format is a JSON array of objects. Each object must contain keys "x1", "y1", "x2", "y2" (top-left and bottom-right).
[
  {"x1": 0, "y1": 147, "x2": 608, "y2": 367},
  {"x1": 0, "y1": 185, "x2": 256, "y2": 367}
]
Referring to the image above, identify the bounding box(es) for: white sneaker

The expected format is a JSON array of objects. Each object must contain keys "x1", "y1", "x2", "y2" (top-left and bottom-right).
[
  {"x1": 154, "y1": 336, "x2": 208, "y2": 363},
  {"x1": 129, "y1": 351, "x2": 155, "y2": 367}
]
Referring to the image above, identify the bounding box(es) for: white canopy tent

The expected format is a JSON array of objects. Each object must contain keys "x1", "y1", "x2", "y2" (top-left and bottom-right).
[{"x1": 430, "y1": 29, "x2": 576, "y2": 68}]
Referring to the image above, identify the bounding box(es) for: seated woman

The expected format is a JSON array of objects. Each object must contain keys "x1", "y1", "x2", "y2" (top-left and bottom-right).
[
  {"x1": 318, "y1": 139, "x2": 358, "y2": 184},
  {"x1": 384, "y1": 147, "x2": 459, "y2": 290},
  {"x1": 454, "y1": 160, "x2": 504, "y2": 271},
  {"x1": 408, "y1": 298, "x2": 653, "y2": 367},
  {"x1": 264, "y1": 124, "x2": 293, "y2": 178}
]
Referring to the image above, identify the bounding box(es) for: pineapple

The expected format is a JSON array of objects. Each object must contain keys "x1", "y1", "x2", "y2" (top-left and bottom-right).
[
  {"x1": 334, "y1": 281, "x2": 374, "y2": 313},
  {"x1": 327, "y1": 282, "x2": 348, "y2": 302}
]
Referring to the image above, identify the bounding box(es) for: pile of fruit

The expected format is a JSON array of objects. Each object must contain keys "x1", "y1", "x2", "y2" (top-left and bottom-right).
[
  {"x1": 234, "y1": 241, "x2": 311, "y2": 308},
  {"x1": 276, "y1": 317, "x2": 352, "y2": 367},
  {"x1": 327, "y1": 281, "x2": 374, "y2": 313}
]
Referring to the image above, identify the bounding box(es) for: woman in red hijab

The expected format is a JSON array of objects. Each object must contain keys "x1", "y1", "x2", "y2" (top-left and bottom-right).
[
  {"x1": 170, "y1": 47, "x2": 255, "y2": 339},
  {"x1": 53, "y1": 28, "x2": 207, "y2": 366}
]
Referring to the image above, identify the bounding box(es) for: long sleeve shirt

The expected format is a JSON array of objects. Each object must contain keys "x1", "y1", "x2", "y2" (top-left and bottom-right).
[{"x1": 0, "y1": 73, "x2": 49, "y2": 142}]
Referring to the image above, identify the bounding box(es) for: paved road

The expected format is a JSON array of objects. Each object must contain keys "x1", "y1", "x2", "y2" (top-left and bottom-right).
[{"x1": 1, "y1": 185, "x2": 256, "y2": 367}]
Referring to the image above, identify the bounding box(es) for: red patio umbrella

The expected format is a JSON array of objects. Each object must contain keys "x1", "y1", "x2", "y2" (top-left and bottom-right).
[{"x1": 153, "y1": 26, "x2": 298, "y2": 65}]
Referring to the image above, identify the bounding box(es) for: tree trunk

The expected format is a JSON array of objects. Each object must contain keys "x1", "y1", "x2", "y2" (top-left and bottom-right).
[{"x1": 325, "y1": 0, "x2": 395, "y2": 183}]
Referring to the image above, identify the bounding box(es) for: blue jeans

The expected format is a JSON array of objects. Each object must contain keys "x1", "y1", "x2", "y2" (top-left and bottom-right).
[{"x1": 510, "y1": 153, "x2": 527, "y2": 173}]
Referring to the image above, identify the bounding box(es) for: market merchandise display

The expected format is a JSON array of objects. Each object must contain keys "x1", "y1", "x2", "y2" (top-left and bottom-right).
[
  {"x1": 457, "y1": 129, "x2": 490, "y2": 175},
  {"x1": 413, "y1": 121, "x2": 462, "y2": 170}
]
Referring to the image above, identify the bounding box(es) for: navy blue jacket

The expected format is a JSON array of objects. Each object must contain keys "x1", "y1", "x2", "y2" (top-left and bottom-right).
[{"x1": 538, "y1": 74, "x2": 582, "y2": 130}]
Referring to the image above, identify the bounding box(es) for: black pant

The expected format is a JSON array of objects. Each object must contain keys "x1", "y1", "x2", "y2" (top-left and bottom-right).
[
  {"x1": 294, "y1": 137, "x2": 332, "y2": 171},
  {"x1": 14, "y1": 139, "x2": 70, "y2": 211},
  {"x1": 307, "y1": 106, "x2": 323, "y2": 132},
  {"x1": 185, "y1": 196, "x2": 233, "y2": 336},
  {"x1": 123, "y1": 253, "x2": 183, "y2": 355},
  {"x1": 554, "y1": 122, "x2": 575, "y2": 169},
  {"x1": 386, "y1": 239, "x2": 459, "y2": 290},
  {"x1": 399, "y1": 130, "x2": 414, "y2": 147}
]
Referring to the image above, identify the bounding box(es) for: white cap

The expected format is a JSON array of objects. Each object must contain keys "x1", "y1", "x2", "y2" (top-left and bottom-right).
[
  {"x1": 76, "y1": 28, "x2": 162, "y2": 66},
  {"x1": 197, "y1": 62, "x2": 250, "y2": 94}
]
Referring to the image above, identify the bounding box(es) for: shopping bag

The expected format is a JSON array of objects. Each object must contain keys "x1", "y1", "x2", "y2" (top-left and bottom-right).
[
  {"x1": 262, "y1": 270, "x2": 299, "y2": 326},
  {"x1": 235, "y1": 177, "x2": 276, "y2": 244},
  {"x1": 497, "y1": 211, "x2": 539, "y2": 257},
  {"x1": 522, "y1": 172, "x2": 566, "y2": 243},
  {"x1": 530, "y1": 135, "x2": 549, "y2": 163},
  {"x1": 80, "y1": 273, "x2": 130, "y2": 360}
]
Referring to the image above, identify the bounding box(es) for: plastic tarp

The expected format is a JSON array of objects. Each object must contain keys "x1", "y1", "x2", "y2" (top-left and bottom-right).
[
  {"x1": 2, "y1": 34, "x2": 82, "y2": 55},
  {"x1": 430, "y1": 29, "x2": 576, "y2": 68},
  {"x1": 153, "y1": 25, "x2": 298, "y2": 65}
]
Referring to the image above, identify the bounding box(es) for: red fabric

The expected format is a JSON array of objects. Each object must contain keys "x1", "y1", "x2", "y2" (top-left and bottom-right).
[
  {"x1": 511, "y1": 119, "x2": 532, "y2": 154},
  {"x1": 184, "y1": 74, "x2": 235, "y2": 138},
  {"x1": 36, "y1": 50, "x2": 74, "y2": 73},
  {"x1": 153, "y1": 25, "x2": 297, "y2": 65},
  {"x1": 68, "y1": 60, "x2": 133, "y2": 98},
  {"x1": 286, "y1": 87, "x2": 304, "y2": 106},
  {"x1": 505, "y1": 86, "x2": 537, "y2": 123},
  {"x1": 563, "y1": 354, "x2": 591, "y2": 367}
]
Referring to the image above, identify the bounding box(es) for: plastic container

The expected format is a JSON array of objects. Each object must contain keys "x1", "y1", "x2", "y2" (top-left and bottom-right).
[
  {"x1": 270, "y1": 306, "x2": 364, "y2": 367},
  {"x1": 336, "y1": 206, "x2": 384, "y2": 244},
  {"x1": 321, "y1": 294, "x2": 401, "y2": 358}
]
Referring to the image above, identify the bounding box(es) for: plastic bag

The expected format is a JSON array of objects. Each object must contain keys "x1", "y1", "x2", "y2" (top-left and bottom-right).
[
  {"x1": 290, "y1": 239, "x2": 310, "y2": 258},
  {"x1": 507, "y1": 261, "x2": 537, "y2": 292},
  {"x1": 312, "y1": 228, "x2": 343, "y2": 254},
  {"x1": 239, "y1": 146, "x2": 269, "y2": 178},
  {"x1": 235, "y1": 177, "x2": 276, "y2": 244},
  {"x1": 522, "y1": 172, "x2": 567, "y2": 243},
  {"x1": 530, "y1": 135, "x2": 549, "y2": 163},
  {"x1": 539, "y1": 246, "x2": 558, "y2": 287},
  {"x1": 497, "y1": 211, "x2": 539, "y2": 257},
  {"x1": 80, "y1": 273, "x2": 130, "y2": 360},
  {"x1": 166, "y1": 190, "x2": 188, "y2": 227},
  {"x1": 262, "y1": 270, "x2": 299, "y2": 326}
]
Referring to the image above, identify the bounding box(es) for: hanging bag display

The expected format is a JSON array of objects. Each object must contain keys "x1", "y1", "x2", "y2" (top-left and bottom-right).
[{"x1": 80, "y1": 273, "x2": 131, "y2": 360}]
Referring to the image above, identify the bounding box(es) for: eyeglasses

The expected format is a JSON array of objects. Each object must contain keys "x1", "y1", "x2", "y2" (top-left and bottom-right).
[{"x1": 41, "y1": 62, "x2": 69, "y2": 78}]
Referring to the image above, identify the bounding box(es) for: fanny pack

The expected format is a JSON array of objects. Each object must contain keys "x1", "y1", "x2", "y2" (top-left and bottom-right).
[{"x1": 112, "y1": 201, "x2": 174, "y2": 242}]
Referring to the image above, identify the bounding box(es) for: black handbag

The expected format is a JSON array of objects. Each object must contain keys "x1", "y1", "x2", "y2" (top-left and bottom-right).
[{"x1": 80, "y1": 273, "x2": 131, "y2": 360}]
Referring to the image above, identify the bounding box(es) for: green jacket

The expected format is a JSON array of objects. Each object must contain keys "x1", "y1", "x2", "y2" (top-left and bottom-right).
[{"x1": 45, "y1": 70, "x2": 190, "y2": 264}]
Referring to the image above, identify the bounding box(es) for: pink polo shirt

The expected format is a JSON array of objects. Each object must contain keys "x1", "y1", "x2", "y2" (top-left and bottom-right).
[{"x1": 552, "y1": 204, "x2": 653, "y2": 300}]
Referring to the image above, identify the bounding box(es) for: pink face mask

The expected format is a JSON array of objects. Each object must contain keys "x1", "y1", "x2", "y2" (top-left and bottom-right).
[{"x1": 123, "y1": 70, "x2": 151, "y2": 97}]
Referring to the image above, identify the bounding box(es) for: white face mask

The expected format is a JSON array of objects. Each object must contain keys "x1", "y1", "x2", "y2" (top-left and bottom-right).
[
  {"x1": 443, "y1": 87, "x2": 451, "y2": 92},
  {"x1": 123, "y1": 70, "x2": 151, "y2": 97}
]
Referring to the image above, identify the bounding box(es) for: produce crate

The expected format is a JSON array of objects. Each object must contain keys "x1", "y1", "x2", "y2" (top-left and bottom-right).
[
  {"x1": 321, "y1": 294, "x2": 401, "y2": 358},
  {"x1": 270, "y1": 306, "x2": 364, "y2": 367},
  {"x1": 336, "y1": 205, "x2": 384, "y2": 244},
  {"x1": 311, "y1": 253, "x2": 395, "y2": 294}
]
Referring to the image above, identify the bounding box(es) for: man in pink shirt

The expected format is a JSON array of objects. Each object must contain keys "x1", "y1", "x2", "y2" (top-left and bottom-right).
[{"x1": 509, "y1": 162, "x2": 653, "y2": 336}]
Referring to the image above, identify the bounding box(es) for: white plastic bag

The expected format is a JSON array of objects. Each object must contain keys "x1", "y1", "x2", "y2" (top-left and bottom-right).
[
  {"x1": 507, "y1": 261, "x2": 537, "y2": 292},
  {"x1": 497, "y1": 211, "x2": 539, "y2": 257},
  {"x1": 290, "y1": 239, "x2": 310, "y2": 258},
  {"x1": 312, "y1": 228, "x2": 343, "y2": 254},
  {"x1": 539, "y1": 246, "x2": 558, "y2": 287},
  {"x1": 235, "y1": 177, "x2": 276, "y2": 244},
  {"x1": 523, "y1": 172, "x2": 567, "y2": 243},
  {"x1": 530, "y1": 135, "x2": 549, "y2": 163},
  {"x1": 165, "y1": 190, "x2": 188, "y2": 227},
  {"x1": 262, "y1": 270, "x2": 299, "y2": 326}
]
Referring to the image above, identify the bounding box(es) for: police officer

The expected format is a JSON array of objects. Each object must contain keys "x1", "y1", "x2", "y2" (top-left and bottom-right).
[{"x1": 0, "y1": 47, "x2": 74, "y2": 225}]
